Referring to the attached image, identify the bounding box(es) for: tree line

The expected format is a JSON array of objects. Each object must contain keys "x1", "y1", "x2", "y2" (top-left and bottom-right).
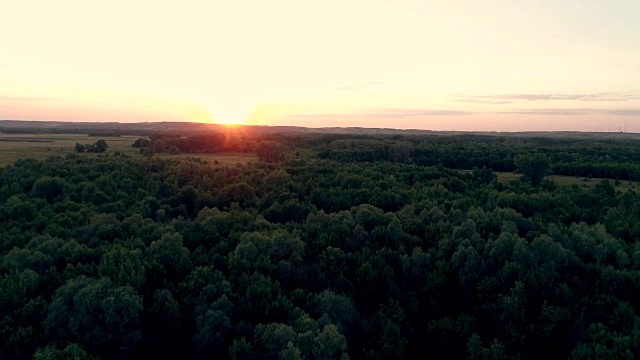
[
  {"x1": 75, "y1": 140, "x2": 108, "y2": 153},
  {"x1": 316, "y1": 135, "x2": 640, "y2": 180},
  {"x1": 132, "y1": 134, "x2": 285, "y2": 163}
]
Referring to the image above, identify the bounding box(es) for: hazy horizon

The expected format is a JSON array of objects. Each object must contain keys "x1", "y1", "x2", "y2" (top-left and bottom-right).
[{"x1": 2, "y1": 0, "x2": 639, "y2": 132}]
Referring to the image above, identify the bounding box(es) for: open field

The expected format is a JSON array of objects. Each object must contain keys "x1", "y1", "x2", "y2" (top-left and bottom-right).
[
  {"x1": 458, "y1": 169, "x2": 640, "y2": 191},
  {"x1": 157, "y1": 153, "x2": 258, "y2": 166},
  {"x1": 0, "y1": 133, "x2": 142, "y2": 167},
  {"x1": 494, "y1": 171, "x2": 640, "y2": 191},
  {"x1": 0, "y1": 133, "x2": 258, "y2": 168}
]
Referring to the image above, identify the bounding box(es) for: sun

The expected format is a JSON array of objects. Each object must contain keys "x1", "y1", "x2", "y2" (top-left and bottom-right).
[
  {"x1": 205, "y1": 97, "x2": 252, "y2": 126},
  {"x1": 215, "y1": 119, "x2": 244, "y2": 126}
]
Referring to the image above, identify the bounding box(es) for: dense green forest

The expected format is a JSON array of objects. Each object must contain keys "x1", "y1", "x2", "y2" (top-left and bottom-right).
[{"x1": 2, "y1": 132, "x2": 640, "y2": 359}]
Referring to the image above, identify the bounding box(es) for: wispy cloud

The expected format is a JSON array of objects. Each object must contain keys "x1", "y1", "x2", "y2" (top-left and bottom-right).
[
  {"x1": 282, "y1": 108, "x2": 476, "y2": 128},
  {"x1": 603, "y1": 109, "x2": 640, "y2": 116},
  {"x1": 0, "y1": 95, "x2": 61, "y2": 104},
  {"x1": 287, "y1": 106, "x2": 640, "y2": 119},
  {"x1": 500, "y1": 108, "x2": 592, "y2": 116},
  {"x1": 450, "y1": 98, "x2": 516, "y2": 105},
  {"x1": 450, "y1": 92, "x2": 640, "y2": 104},
  {"x1": 357, "y1": 108, "x2": 474, "y2": 117},
  {"x1": 0, "y1": 95, "x2": 114, "y2": 107},
  {"x1": 499, "y1": 108, "x2": 640, "y2": 116},
  {"x1": 0, "y1": 94, "x2": 168, "y2": 108},
  {"x1": 331, "y1": 82, "x2": 390, "y2": 91},
  {"x1": 286, "y1": 108, "x2": 474, "y2": 121}
]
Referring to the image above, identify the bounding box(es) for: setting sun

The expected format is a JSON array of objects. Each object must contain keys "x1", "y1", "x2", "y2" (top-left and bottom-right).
[
  {"x1": 202, "y1": 96, "x2": 253, "y2": 126},
  {"x1": 2, "y1": 0, "x2": 640, "y2": 131},
  {"x1": 211, "y1": 118, "x2": 246, "y2": 126},
  {"x1": 220, "y1": 122, "x2": 241, "y2": 127},
  {"x1": 3, "y1": 1, "x2": 640, "y2": 359}
]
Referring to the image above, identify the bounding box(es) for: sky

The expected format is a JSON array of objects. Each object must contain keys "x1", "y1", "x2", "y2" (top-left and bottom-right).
[{"x1": 1, "y1": 0, "x2": 640, "y2": 131}]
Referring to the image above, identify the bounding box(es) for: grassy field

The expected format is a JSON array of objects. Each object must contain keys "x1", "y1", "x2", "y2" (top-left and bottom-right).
[
  {"x1": 494, "y1": 171, "x2": 640, "y2": 191},
  {"x1": 0, "y1": 134, "x2": 141, "y2": 167},
  {"x1": 0, "y1": 133, "x2": 258, "y2": 167},
  {"x1": 157, "y1": 153, "x2": 258, "y2": 166}
]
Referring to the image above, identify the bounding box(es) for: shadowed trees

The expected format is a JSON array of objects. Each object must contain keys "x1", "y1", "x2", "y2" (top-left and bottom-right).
[
  {"x1": 4, "y1": 135, "x2": 640, "y2": 359},
  {"x1": 74, "y1": 140, "x2": 108, "y2": 153},
  {"x1": 256, "y1": 141, "x2": 285, "y2": 163},
  {"x1": 514, "y1": 153, "x2": 550, "y2": 186},
  {"x1": 31, "y1": 176, "x2": 66, "y2": 203}
]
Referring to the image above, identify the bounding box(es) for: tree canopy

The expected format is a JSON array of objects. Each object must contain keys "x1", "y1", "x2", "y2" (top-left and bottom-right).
[
  {"x1": 1, "y1": 132, "x2": 640, "y2": 359},
  {"x1": 514, "y1": 152, "x2": 550, "y2": 185}
]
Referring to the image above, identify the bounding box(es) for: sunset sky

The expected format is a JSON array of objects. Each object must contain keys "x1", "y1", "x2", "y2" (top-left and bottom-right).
[{"x1": 2, "y1": 0, "x2": 639, "y2": 131}]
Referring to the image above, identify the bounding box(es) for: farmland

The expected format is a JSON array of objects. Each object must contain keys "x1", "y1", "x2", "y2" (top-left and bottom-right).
[
  {"x1": 0, "y1": 134, "x2": 139, "y2": 166},
  {"x1": 0, "y1": 133, "x2": 257, "y2": 167}
]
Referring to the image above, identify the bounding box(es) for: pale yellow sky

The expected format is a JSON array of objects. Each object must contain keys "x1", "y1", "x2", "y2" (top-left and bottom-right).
[{"x1": 1, "y1": 0, "x2": 639, "y2": 131}]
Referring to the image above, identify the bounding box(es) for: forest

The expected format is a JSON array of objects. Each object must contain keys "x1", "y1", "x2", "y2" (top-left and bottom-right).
[{"x1": 2, "y1": 129, "x2": 640, "y2": 359}]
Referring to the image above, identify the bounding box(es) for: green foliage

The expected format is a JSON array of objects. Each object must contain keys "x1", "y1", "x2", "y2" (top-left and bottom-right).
[
  {"x1": 256, "y1": 141, "x2": 286, "y2": 163},
  {"x1": 514, "y1": 152, "x2": 550, "y2": 186},
  {"x1": 168, "y1": 145, "x2": 180, "y2": 155},
  {"x1": 132, "y1": 138, "x2": 151, "y2": 148},
  {"x1": 570, "y1": 323, "x2": 634, "y2": 360},
  {"x1": 2, "y1": 135, "x2": 640, "y2": 359},
  {"x1": 94, "y1": 140, "x2": 108, "y2": 153},
  {"x1": 44, "y1": 277, "x2": 143, "y2": 355},
  {"x1": 77, "y1": 139, "x2": 108, "y2": 153},
  {"x1": 31, "y1": 176, "x2": 66, "y2": 203},
  {"x1": 33, "y1": 343, "x2": 98, "y2": 360}
]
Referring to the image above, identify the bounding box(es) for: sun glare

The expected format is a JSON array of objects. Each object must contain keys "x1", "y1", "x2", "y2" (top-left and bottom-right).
[
  {"x1": 205, "y1": 97, "x2": 253, "y2": 126},
  {"x1": 214, "y1": 118, "x2": 244, "y2": 126}
]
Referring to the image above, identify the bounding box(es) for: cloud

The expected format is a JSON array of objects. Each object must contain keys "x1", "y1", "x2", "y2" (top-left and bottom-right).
[
  {"x1": 287, "y1": 108, "x2": 474, "y2": 120},
  {"x1": 499, "y1": 108, "x2": 640, "y2": 116},
  {"x1": 500, "y1": 108, "x2": 592, "y2": 116},
  {"x1": 0, "y1": 94, "x2": 168, "y2": 108},
  {"x1": 0, "y1": 95, "x2": 60, "y2": 104},
  {"x1": 450, "y1": 92, "x2": 640, "y2": 104},
  {"x1": 449, "y1": 98, "x2": 515, "y2": 105},
  {"x1": 331, "y1": 82, "x2": 390, "y2": 91},
  {"x1": 602, "y1": 109, "x2": 640, "y2": 116},
  {"x1": 356, "y1": 108, "x2": 474, "y2": 117},
  {"x1": 0, "y1": 95, "x2": 109, "y2": 107}
]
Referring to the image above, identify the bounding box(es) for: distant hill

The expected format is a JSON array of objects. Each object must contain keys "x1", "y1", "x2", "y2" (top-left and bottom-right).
[{"x1": 1, "y1": 119, "x2": 639, "y2": 140}]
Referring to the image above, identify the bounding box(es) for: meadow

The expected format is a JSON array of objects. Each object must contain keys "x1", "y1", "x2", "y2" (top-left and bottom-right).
[
  {"x1": 156, "y1": 153, "x2": 258, "y2": 166},
  {"x1": 0, "y1": 134, "x2": 139, "y2": 166},
  {"x1": 0, "y1": 133, "x2": 257, "y2": 167},
  {"x1": 493, "y1": 171, "x2": 640, "y2": 191}
]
